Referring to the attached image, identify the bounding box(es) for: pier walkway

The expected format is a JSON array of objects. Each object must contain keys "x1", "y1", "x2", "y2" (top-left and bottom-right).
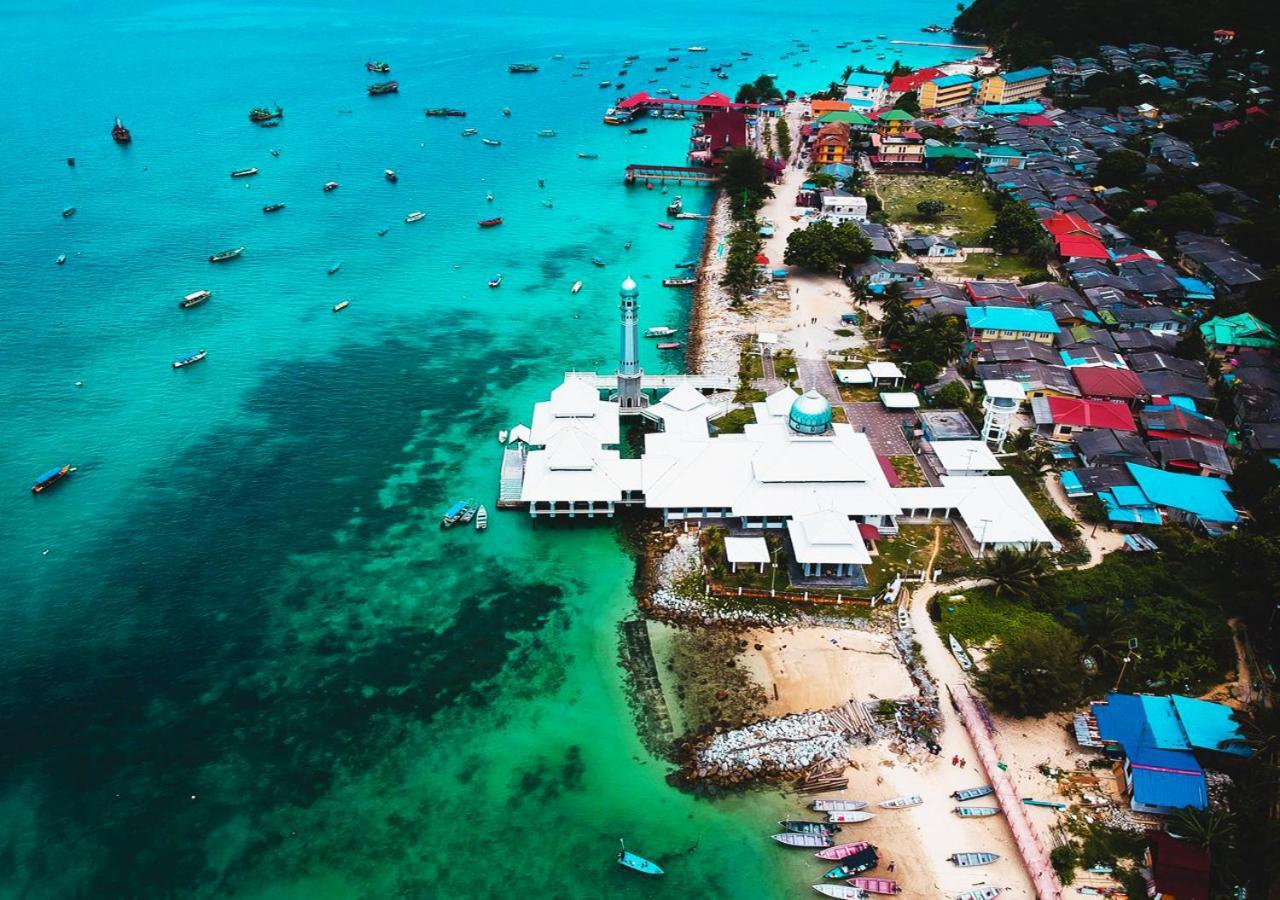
[
  {"x1": 624, "y1": 164, "x2": 720, "y2": 186},
  {"x1": 497, "y1": 444, "x2": 526, "y2": 509},
  {"x1": 575, "y1": 371, "x2": 738, "y2": 392}
]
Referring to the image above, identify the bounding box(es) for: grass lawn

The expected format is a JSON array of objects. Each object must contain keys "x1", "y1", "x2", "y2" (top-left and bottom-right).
[
  {"x1": 863, "y1": 524, "x2": 937, "y2": 596},
  {"x1": 875, "y1": 174, "x2": 995, "y2": 245},
  {"x1": 710, "y1": 407, "x2": 756, "y2": 434},
  {"x1": 945, "y1": 253, "x2": 1047, "y2": 281},
  {"x1": 889, "y1": 455, "x2": 928, "y2": 487},
  {"x1": 933, "y1": 589, "x2": 1059, "y2": 649}
]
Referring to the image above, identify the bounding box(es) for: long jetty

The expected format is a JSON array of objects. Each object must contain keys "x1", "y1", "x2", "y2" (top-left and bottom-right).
[
  {"x1": 889, "y1": 39, "x2": 991, "y2": 51},
  {"x1": 625, "y1": 164, "x2": 720, "y2": 186}
]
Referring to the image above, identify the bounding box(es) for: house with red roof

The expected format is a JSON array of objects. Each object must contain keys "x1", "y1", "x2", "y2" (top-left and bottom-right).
[
  {"x1": 1032, "y1": 395, "x2": 1137, "y2": 440},
  {"x1": 1043, "y1": 212, "x2": 1110, "y2": 262},
  {"x1": 1071, "y1": 367, "x2": 1148, "y2": 406},
  {"x1": 1145, "y1": 832, "x2": 1210, "y2": 900},
  {"x1": 888, "y1": 67, "x2": 945, "y2": 99}
]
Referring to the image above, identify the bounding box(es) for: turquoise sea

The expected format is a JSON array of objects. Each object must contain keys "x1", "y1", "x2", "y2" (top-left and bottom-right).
[{"x1": 0, "y1": 2, "x2": 955, "y2": 896}]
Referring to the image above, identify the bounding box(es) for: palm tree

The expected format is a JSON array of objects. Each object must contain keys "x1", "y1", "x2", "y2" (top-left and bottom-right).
[
  {"x1": 1022, "y1": 444, "x2": 1056, "y2": 478},
  {"x1": 1170, "y1": 806, "x2": 1239, "y2": 884},
  {"x1": 981, "y1": 545, "x2": 1050, "y2": 597},
  {"x1": 841, "y1": 64, "x2": 855, "y2": 84},
  {"x1": 923, "y1": 317, "x2": 967, "y2": 363}
]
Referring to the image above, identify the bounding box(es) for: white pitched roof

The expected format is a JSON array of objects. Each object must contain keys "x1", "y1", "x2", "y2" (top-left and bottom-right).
[
  {"x1": 931, "y1": 440, "x2": 1002, "y2": 474},
  {"x1": 724, "y1": 535, "x2": 770, "y2": 565},
  {"x1": 836, "y1": 368, "x2": 873, "y2": 385},
  {"x1": 528, "y1": 375, "x2": 620, "y2": 447},
  {"x1": 868, "y1": 361, "x2": 905, "y2": 380},
  {"x1": 786, "y1": 511, "x2": 872, "y2": 565},
  {"x1": 880, "y1": 392, "x2": 920, "y2": 409},
  {"x1": 892, "y1": 477, "x2": 1058, "y2": 547},
  {"x1": 763, "y1": 386, "x2": 800, "y2": 418}
]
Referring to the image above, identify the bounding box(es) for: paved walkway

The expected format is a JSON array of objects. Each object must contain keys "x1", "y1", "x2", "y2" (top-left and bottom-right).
[{"x1": 796, "y1": 356, "x2": 913, "y2": 455}]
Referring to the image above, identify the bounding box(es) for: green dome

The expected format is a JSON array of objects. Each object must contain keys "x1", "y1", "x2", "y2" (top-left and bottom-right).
[{"x1": 789, "y1": 390, "x2": 833, "y2": 434}]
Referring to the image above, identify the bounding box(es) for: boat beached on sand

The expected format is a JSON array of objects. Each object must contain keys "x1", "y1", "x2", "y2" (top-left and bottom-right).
[
  {"x1": 878, "y1": 795, "x2": 922, "y2": 809},
  {"x1": 848, "y1": 877, "x2": 900, "y2": 895},
  {"x1": 811, "y1": 886, "x2": 867, "y2": 900},
  {"x1": 949, "y1": 852, "x2": 1000, "y2": 867},
  {"x1": 780, "y1": 820, "x2": 838, "y2": 836},
  {"x1": 953, "y1": 888, "x2": 1001, "y2": 900},
  {"x1": 772, "y1": 832, "x2": 832, "y2": 848},
  {"x1": 951, "y1": 786, "x2": 994, "y2": 801},
  {"x1": 815, "y1": 841, "x2": 871, "y2": 861},
  {"x1": 954, "y1": 806, "x2": 1001, "y2": 818},
  {"x1": 826, "y1": 810, "x2": 874, "y2": 824},
  {"x1": 812, "y1": 800, "x2": 868, "y2": 812}
]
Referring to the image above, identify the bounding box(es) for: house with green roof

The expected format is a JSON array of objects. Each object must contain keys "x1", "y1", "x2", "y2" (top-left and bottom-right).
[
  {"x1": 924, "y1": 144, "x2": 978, "y2": 173},
  {"x1": 818, "y1": 110, "x2": 873, "y2": 129},
  {"x1": 1199, "y1": 313, "x2": 1280, "y2": 351},
  {"x1": 876, "y1": 108, "x2": 914, "y2": 137}
]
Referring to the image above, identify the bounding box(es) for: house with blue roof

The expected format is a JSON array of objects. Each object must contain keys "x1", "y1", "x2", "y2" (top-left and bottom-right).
[
  {"x1": 843, "y1": 72, "x2": 887, "y2": 109},
  {"x1": 979, "y1": 145, "x2": 1029, "y2": 170},
  {"x1": 1125, "y1": 463, "x2": 1239, "y2": 533},
  {"x1": 980, "y1": 101, "x2": 1045, "y2": 117},
  {"x1": 1088, "y1": 692, "x2": 1249, "y2": 815},
  {"x1": 965, "y1": 306, "x2": 1059, "y2": 345},
  {"x1": 980, "y1": 67, "x2": 1052, "y2": 105}
]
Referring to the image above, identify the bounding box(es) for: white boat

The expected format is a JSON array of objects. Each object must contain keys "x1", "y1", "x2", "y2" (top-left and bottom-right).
[
  {"x1": 571, "y1": 281, "x2": 583, "y2": 294},
  {"x1": 949, "y1": 852, "x2": 999, "y2": 867},
  {"x1": 537, "y1": 129, "x2": 557, "y2": 137},
  {"x1": 56, "y1": 254, "x2": 67, "y2": 265},
  {"x1": 954, "y1": 807, "x2": 1001, "y2": 818},
  {"x1": 812, "y1": 886, "x2": 867, "y2": 900},
  {"x1": 405, "y1": 211, "x2": 426, "y2": 223},
  {"x1": 949, "y1": 634, "x2": 973, "y2": 671},
  {"x1": 687, "y1": 45, "x2": 708, "y2": 52},
  {"x1": 878, "y1": 795, "x2": 922, "y2": 809},
  {"x1": 953, "y1": 889, "x2": 1000, "y2": 900},
  {"x1": 332, "y1": 300, "x2": 350, "y2": 312},
  {"x1": 482, "y1": 138, "x2": 501, "y2": 146},
  {"x1": 644, "y1": 326, "x2": 676, "y2": 338},
  {"x1": 474, "y1": 505, "x2": 488, "y2": 531},
  {"x1": 498, "y1": 430, "x2": 509, "y2": 443},
  {"x1": 462, "y1": 128, "x2": 478, "y2": 136},
  {"x1": 811, "y1": 800, "x2": 868, "y2": 813},
  {"x1": 896, "y1": 606, "x2": 909, "y2": 629},
  {"x1": 827, "y1": 811, "x2": 875, "y2": 824}
]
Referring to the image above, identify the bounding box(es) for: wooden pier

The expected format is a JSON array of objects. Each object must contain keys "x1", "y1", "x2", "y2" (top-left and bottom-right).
[
  {"x1": 625, "y1": 164, "x2": 720, "y2": 186},
  {"x1": 497, "y1": 443, "x2": 526, "y2": 509}
]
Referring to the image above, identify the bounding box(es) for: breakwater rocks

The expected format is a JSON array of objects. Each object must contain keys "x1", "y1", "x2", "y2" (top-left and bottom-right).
[{"x1": 676, "y1": 712, "x2": 853, "y2": 786}]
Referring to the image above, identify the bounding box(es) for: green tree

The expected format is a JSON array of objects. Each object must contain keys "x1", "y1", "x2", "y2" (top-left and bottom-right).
[
  {"x1": 735, "y1": 83, "x2": 761, "y2": 104},
  {"x1": 905, "y1": 359, "x2": 940, "y2": 386},
  {"x1": 894, "y1": 90, "x2": 920, "y2": 115},
  {"x1": 931, "y1": 380, "x2": 970, "y2": 408},
  {"x1": 1096, "y1": 148, "x2": 1147, "y2": 188},
  {"x1": 721, "y1": 227, "x2": 763, "y2": 302},
  {"x1": 776, "y1": 118, "x2": 792, "y2": 159},
  {"x1": 916, "y1": 199, "x2": 947, "y2": 221},
  {"x1": 783, "y1": 220, "x2": 872, "y2": 275},
  {"x1": 1154, "y1": 192, "x2": 1215, "y2": 236},
  {"x1": 976, "y1": 621, "x2": 1084, "y2": 716},
  {"x1": 981, "y1": 545, "x2": 1051, "y2": 597},
  {"x1": 721, "y1": 147, "x2": 773, "y2": 221},
  {"x1": 989, "y1": 201, "x2": 1042, "y2": 254}
]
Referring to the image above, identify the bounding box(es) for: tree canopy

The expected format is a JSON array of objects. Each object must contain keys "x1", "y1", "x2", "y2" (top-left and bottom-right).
[
  {"x1": 720, "y1": 147, "x2": 774, "y2": 221},
  {"x1": 989, "y1": 201, "x2": 1043, "y2": 254},
  {"x1": 783, "y1": 220, "x2": 872, "y2": 275},
  {"x1": 1096, "y1": 148, "x2": 1147, "y2": 188},
  {"x1": 976, "y1": 621, "x2": 1085, "y2": 716}
]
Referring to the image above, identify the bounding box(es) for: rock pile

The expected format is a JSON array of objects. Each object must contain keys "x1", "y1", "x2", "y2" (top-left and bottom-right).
[{"x1": 682, "y1": 712, "x2": 853, "y2": 785}]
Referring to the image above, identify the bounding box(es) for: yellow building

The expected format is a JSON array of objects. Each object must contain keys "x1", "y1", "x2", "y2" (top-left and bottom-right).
[
  {"x1": 918, "y1": 74, "x2": 975, "y2": 111},
  {"x1": 979, "y1": 66, "x2": 1051, "y2": 105}
]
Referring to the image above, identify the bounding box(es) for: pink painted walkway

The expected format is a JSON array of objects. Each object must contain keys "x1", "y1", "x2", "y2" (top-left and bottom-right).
[{"x1": 949, "y1": 685, "x2": 1063, "y2": 900}]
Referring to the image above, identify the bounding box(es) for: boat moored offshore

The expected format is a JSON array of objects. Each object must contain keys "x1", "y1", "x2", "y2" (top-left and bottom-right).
[
  {"x1": 333, "y1": 300, "x2": 350, "y2": 312},
  {"x1": 477, "y1": 217, "x2": 503, "y2": 228},
  {"x1": 248, "y1": 105, "x2": 283, "y2": 122},
  {"x1": 367, "y1": 81, "x2": 399, "y2": 95},
  {"x1": 425, "y1": 107, "x2": 468, "y2": 117},
  {"x1": 385, "y1": 169, "x2": 398, "y2": 182},
  {"x1": 31, "y1": 464, "x2": 74, "y2": 494},
  {"x1": 488, "y1": 273, "x2": 503, "y2": 288},
  {"x1": 173, "y1": 349, "x2": 207, "y2": 369},
  {"x1": 323, "y1": 181, "x2": 340, "y2": 192},
  {"x1": 366, "y1": 60, "x2": 391, "y2": 72},
  {"x1": 209, "y1": 247, "x2": 245, "y2": 263},
  {"x1": 230, "y1": 167, "x2": 259, "y2": 178},
  {"x1": 111, "y1": 118, "x2": 132, "y2": 143},
  {"x1": 405, "y1": 211, "x2": 426, "y2": 223},
  {"x1": 508, "y1": 62, "x2": 539, "y2": 73},
  {"x1": 263, "y1": 203, "x2": 286, "y2": 213},
  {"x1": 180, "y1": 290, "x2": 211, "y2": 308},
  {"x1": 644, "y1": 326, "x2": 676, "y2": 337}
]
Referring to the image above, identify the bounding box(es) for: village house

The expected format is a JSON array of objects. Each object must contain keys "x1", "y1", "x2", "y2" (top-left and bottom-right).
[
  {"x1": 979, "y1": 66, "x2": 1052, "y2": 105},
  {"x1": 902, "y1": 234, "x2": 959, "y2": 258},
  {"x1": 918, "y1": 73, "x2": 976, "y2": 111},
  {"x1": 1031, "y1": 395, "x2": 1138, "y2": 440},
  {"x1": 814, "y1": 121, "x2": 851, "y2": 165},
  {"x1": 819, "y1": 190, "x2": 869, "y2": 224},
  {"x1": 843, "y1": 72, "x2": 887, "y2": 109},
  {"x1": 965, "y1": 306, "x2": 1059, "y2": 344}
]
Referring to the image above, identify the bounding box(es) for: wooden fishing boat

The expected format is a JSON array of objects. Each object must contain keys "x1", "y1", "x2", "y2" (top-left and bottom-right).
[
  {"x1": 952, "y1": 786, "x2": 994, "y2": 801},
  {"x1": 948, "y1": 852, "x2": 999, "y2": 867},
  {"x1": 477, "y1": 217, "x2": 503, "y2": 228},
  {"x1": 772, "y1": 832, "x2": 832, "y2": 848},
  {"x1": 263, "y1": 203, "x2": 286, "y2": 213},
  {"x1": 366, "y1": 60, "x2": 391, "y2": 73},
  {"x1": 848, "y1": 877, "x2": 899, "y2": 895},
  {"x1": 780, "y1": 820, "x2": 838, "y2": 836},
  {"x1": 333, "y1": 300, "x2": 350, "y2": 312},
  {"x1": 385, "y1": 169, "x2": 398, "y2": 183},
  {"x1": 405, "y1": 211, "x2": 426, "y2": 223},
  {"x1": 617, "y1": 849, "x2": 663, "y2": 877},
  {"x1": 811, "y1": 886, "x2": 866, "y2": 900},
  {"x1": 577, "y1": 152, "x2": 599, "y2": 159},
  {"x1": 667, "y1": 196, "x2": 683, "y2": 216},
  {"x1": 328, "y1": 263, "x2": 342, "y2": 275},
  {"x1": 209, "y1": 247, "x2": 245, "y2": 263},
  {"x1": 56, "y1": 254, "x2": 66, "y2": 265},
  {"x1": 827, "y1": 811, "x2": 874, "y2": 824},
  {"x1": 31, "y1": 465, "x2": 74, "y2": 494},
  {"x1": 954, "y1": 807, "x2": 1001, "y2": 818},
  {"x1": 1022, "y1": 798, "x2": 1067, "y2": 809},
  {"x1": 591, "y1": 257, "x2": 606, "y2": 267},
  {"x1": 821, "y1": 848, "x2": 879, "y2": 876},
  {"x1": 180, "y1": 290, "x2": 211, "y2": 309},
  {"x1": 815, "y1": 841, "x2": 871, "y2": 861},
  {"x1": 508, "y1": 62, "x2": 539, "y2": 73},
  {"x1": 172, "y1": 349, "x2": 207, "y2": 369},
  {"x1": 248, "y1": 105, "x2": 283, "y2": 122},
  {"x1": 230, "y1": 167, "x2": 259, "y2": 178},
  {"x1": 662, "y1": 277, "x2": 697, "y2": 287},
  {"x1": 656, "y1": 341, "x2": 681, "y2": 350},
  {"x1": 488, "y1": 273, "x2": 503, "y2": 288},
  {"x1": 629, "y1": 127, "x2": 648, "y2": 134},
  {"x1": 461, "y1": 127, "x2": 479, "y2": 136},
  {"x1": 474, "y1": 505, "x2": 488, "y2": 531},
  {"x1": 644, "y1": 326, "x2": 676, "y2": 338},
  {"x1": 878, "y1": 796, "x2": 922, "y2": 809},
  {"x1": 537, "y1": 129, "x2": 557, "y2": 137},
  {"x1": 482, "y1": 138, "x2": 502, "y2": 147},
  {"x1": 367, "y1": 80, "x2": 399, "y2": 95},
  {"x1": 953, "y1": 888, "x2": 1000, "y2": 900},
  {"x1": 111, "y1": 118, "x2": 132, "y2": 143},
  {"x1": 323, "y1": 181, "x2": 340, "y2": 192},
  {"x1": 674, "y1": 259, "x2": 698, "y2": 269},
  {"x1": 441, "y1": 500, "x2": 474, "y2": 528},
  {"x1": 812, "y1": 800, "x2": 868, "y2": 813},
  {"x1": 949, "y1": 634, "x2": 973, "y2": 671},
  {"x1": 62, "y1": 207, "x2": 76, "y2": 218},
  {"x1": 656, "y1": 222, "x2": 674, "y2": 230}
]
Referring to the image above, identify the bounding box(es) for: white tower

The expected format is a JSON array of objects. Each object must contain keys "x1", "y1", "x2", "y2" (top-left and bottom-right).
[
  {"x1": 981, "y1": 379, "x2": 1026, "y2": 452},
  {"x1": 617, "y1": 276, "x2": 644, "y2": 409}
]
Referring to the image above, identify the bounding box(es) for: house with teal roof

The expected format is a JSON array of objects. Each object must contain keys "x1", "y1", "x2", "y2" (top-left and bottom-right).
[
  {"x1": 1199, "y1": 313, "x2": 1280, "y2": 351},
  {"x1": 1125, "y1": 463, "x2": 1239, "y2": 533}
]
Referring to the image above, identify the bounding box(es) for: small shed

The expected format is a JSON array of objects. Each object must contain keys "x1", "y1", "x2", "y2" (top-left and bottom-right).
[
  {"x1": 868, "y1": 361, "x2": 905, "y2": 387},
  {"x1": 835, "y1": 368, "x2": 873, "y2": 385},
  {"x1": 880, "y1": 391, "x2": 920, "y2": 409},
  {"x1": 724, "y1": 535, "x2": 770, "y2": 573}
]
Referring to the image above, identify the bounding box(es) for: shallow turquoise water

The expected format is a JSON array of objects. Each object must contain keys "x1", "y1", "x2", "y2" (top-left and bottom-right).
[{"x1": 0, "y1": 2, "x2": 954, "y2": 895}]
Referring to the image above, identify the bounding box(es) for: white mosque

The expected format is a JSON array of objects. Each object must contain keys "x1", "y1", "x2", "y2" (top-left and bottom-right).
[{"x1": 500, "y1": 277, "x2": 1057, "y2": 570}]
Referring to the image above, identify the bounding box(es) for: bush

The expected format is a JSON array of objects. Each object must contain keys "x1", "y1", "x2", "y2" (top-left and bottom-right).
[
  {"x1": 931, "y1": 381, "x2": 970, "y2": 408},
  {"x1": 976, "y1": 621, "x2": 1084, "y2": 716},
  {"x1": 905, "y1": 359, "x2": 940, "y2": 386},
  {"x1": 1051, "y1": 843, "x2": 1080, "y2": 886}
]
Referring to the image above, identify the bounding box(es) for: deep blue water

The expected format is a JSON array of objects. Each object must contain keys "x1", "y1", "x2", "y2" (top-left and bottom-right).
[{"x1": 0, "y1": 2, "x2": 955, "y2": 895}]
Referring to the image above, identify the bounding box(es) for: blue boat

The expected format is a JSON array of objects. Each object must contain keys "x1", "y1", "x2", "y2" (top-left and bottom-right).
[
  {"x1": 441, "y1": 500, "x2": 473, "y2": 528},
  {"x1": 617, "y1": 840, "x2": 663, "y2": 877},
  {"x1": 172, "y1": 349, "x2": 207, "y2": 369},
  {"x1": 951, "y1": 786, "x2": 994, "y2": 801}
]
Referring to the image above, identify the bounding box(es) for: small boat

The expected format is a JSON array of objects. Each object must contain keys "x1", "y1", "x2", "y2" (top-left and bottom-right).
[
  {"x1": 405, "y1": 211, "x2": 426, "y2": 223},
  {"x1": 591, "y1": 257, "x2": 606, "y2": 267},
  {"x1": 56, "y1": 254, "x2": 66, "y2": 265},
  {"x1": 501, "y1": 107, "x2": 511, "y2": 117},
  {"x1": 262, "y1": 203, "x2": 286, "y2": 213},
  {"x1": 954, "y1": 807, "x2": 1001, "y2": 818},
  {"x1": 180, "y1": 290, "x2": 212, "y2": 309},
  {"x1": 474, "y1": 505, "x2": 488, "y2": 531},
  {"x1": 508, "y1": 62, "x2": 539, "y2": 73},
  {"x1": 827, "y1": 811, "x2": 874, "y2": 824},
  {"x1": 815, "y1": 841, "x2": 871, "y2": 861},
  {"x1": 67, "y1": 157, "x2": 75, "y2": 166},
  {"x1": 949, "y1": 852, "x2": 1000, "y2": 868},
  {"x1": 953, "y1": 889, "x2": 1001, "y2": 900},
  {"x1": 31, "y1": 464, "x2": 75, "y2": 494},
  {"x1": 644, "y1": 326, "x2": 675, "y2": 338},
  {"x1": 822, "y1": 859, "x2": 880, "y2": 879},
  {"x1": 674, "y1": 259, "x2": 698, "y2": 269},
  {"x1": 377, "y1": 228, "x2": 389, "y2": 236},
  {"x1": 629, "y1": 127, "x2": 647, "y2": 134},
  {"x1": 112, "y1": 118, "x2": 132, "y2": 143},
  {"x1": 667, "y1": 196, "x2": 683, "y2": 215},
  {"x1": 323, "y1": 181, "x2": 340, "y2": 192},
  {"x1": 623, "y1": 240, "x2": 632, "y2": 250},
  {"x1": 270, "y1": 149, "x2": 281, "y2": 157},
  {"x1": 461, "y1": 127, "x2": 479, "y2": 136},
  {"x1": 482, "y1": 138, "x2": 502, "y2": 147},
  {"x1": 848, "y1": 877, "x2": 900, "y2": 895},
  {"x1": 541, "y1": 199, "x2": 554, "y2": 208},
  {"x1": 811, "y1": 887, "x2": 866, "y2": 900},
  {"x1": 780, "y1": 820, "x2": 838, "y2": 836},
  {"x1": 772, "y1": 833, "x2": 832, "y2": 848},
  {"x1": 61, "y1": 207, "x2": 76, "y2": 218},
  {"x1": 662, "y1": 277, "x2": 696, "y2": 287},
  {"x1": 209, "y1": 247, "x2": 245, "y2": 263},
  {"x1": 248, "y1": 105, "x2": 283, "y2": 122},
  {"x1": 328, "y1": 263, "x2": 342, "y2": 275},
  {"x1": 333, "y1": 300, "x2": 350, "y2": 312},
  {"x1": 656, "y1": 342, "x2": 681, "y2": 350},
  {"x1": 598, "y1": 80, "x2": 611, "y2": 88},
  {"x1": 440, "y1": 500, "x2": 473, "y2": 528},
  {"x1": 952, "y1": 786, "x2": 994, "y2": 801},
  {"x1": 1022, "y1": 798, "x2": 1067, "y2": 809},
  {"x1": 478, "y1": 217, "x2": 503, "y2": 228},
  {"x1": 425, "y1": 108, "x2": 467, "y2": 117},
  {"x1": 367, "y1": 81, "x2": 399, "y2": 95},
  {"x1": 656, "y1": 222, "x2": 674, "y2": 230},
  {"x1": 571, "y1": 281, "x2": 583, "y2": 294},
  {"x1": 687, "y1": 45, "x2": 707, "y2": 52},
  {"x1": 485, "y1": 193, "x2": 494, "y2": 202},
  {"x1": 230, "y1": 167, "x2": 258, "y2": 178},
  {"x1": 366, "y1": 60, "x2": 391, "y2": 73},
  {"x1": 385, "y1": 169, "x2": 398, "y2": 182},
  {"x1": 537, "y1": 129, "x2": 557, "y2": 137},
  {"x1": 577, "y1": 152, "x2": 598, "y2": 159},
  {"x1": 878, "y1": 796, "x2": 922, "y2": 809},
  {"x1": 173, "y1": 349, "x2": 207, "y2": 369},
  {"x1": 949, "y1": 634, "x2": 973, "y2": 671},
  {"x1": 675, "y1": 212, "x2": 704, "y2": 220},
  {"x1": 488, "y1": 273, "x2": 503, "y2": 288},
  {"x1": 617, "y1": 841, "x2": 663, "y2": 877}
]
